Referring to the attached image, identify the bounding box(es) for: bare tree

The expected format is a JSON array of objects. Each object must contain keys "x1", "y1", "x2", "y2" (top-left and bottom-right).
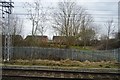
[
  {"x1": 79, "y1": 15, "x2": 96, "y2": 48},
  {"x1": 52, "y1": 0, "x2": 94, "y2": 47},
  {"x1": 105, "y1": 19, "x2": 115, "y2": 50},
  {"x1": 0, "y1": 14, "x2": 23, "y2": 47},
  {"x1": 24, "y1": 0, "x2": 47, "y2": 36},
  {"x1": 52, "y1": 1, "x2": 84, "y2": 37},
  {"x1": 1, "y1": 15, "x2": 23, "y2": 35},
  {"x1": 10, "y1": 15, "x2": 23, "y2": 35}
]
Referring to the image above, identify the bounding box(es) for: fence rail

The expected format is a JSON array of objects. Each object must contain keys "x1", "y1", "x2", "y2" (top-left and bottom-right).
[{"x1": 2, "y1": 47, "x2": 120, "y2": 61}]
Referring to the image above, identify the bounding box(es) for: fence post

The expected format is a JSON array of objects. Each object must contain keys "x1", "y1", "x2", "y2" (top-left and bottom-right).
[{"x1": 118, "y1": 48, "x2": 120, "y2": 63}]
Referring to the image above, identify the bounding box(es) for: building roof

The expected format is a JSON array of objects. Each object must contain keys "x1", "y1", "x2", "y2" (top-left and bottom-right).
[
  {"x1": 53, "y1": 36, "x2": 75, "y2": 40},
  {"x1": 53, "y1": 36, "x2": 66, "y2": 40},
  {"x1": 2, "y1": 35, "x2": 23, "y2": 40},
  {"x1": 25, "y1": 35, "x2": 48, "y2": 40}
]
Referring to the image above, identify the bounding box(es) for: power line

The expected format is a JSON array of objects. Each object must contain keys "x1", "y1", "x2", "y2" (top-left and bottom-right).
[
  {"x1": 0, "y1": 12, "x2": 118, "y2": 22},
  {"x1": 13, "y1": 5, "x2": 118, "y2": 9},
  {"x1": 13, "y1": 5, "x2": 118, "y2": 12},
  {"x1": 0, "y1": 13, "x2": 118, "y2": 19},
  {"x1": 10, "y1": 13, "x2": 118, "y2": 16},
  {"x1": 4, "y1": 17, "x2": 117, "y2": 21},
  {"x1": 13, "y1": 1, "x2": 118, "y2": 3},
  {"x1": 1, "y1": 17, "x2": 117, "y2": 23}
]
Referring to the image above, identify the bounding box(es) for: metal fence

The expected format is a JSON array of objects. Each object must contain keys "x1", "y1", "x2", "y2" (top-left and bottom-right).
[{"x1": 2, "y1": 47, "x2": 120, "y2": 62}]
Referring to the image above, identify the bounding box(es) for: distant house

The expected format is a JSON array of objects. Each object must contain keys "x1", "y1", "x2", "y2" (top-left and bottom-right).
[
  {"x1": 2, "y1": 35, "x2": 23, "y2": 41},
  {"x1": 25, "y1": 35, "x2": 48, "y2": 42},
  {"x1": 53, "y1": 36, "x2": 76, "y2": 45},
  {"x1": 12, "y1": 35, "x2": 23, "y2": 40},
  {"x1": 2, "y1": 35, "x2": 23, "y2": 46},
  {"x1": 24, "y1": 35, "x2": 48, "y2": 47},
  {"x1": 53, "y1": 36, "x2": 67, "y2": 44}
]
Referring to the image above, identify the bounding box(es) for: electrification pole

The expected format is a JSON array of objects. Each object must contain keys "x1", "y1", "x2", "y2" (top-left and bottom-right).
[
  {"x1": 0, "y1": 0, "x2": 14, "y2": 61},
  {"x1": 118, "y1": 1, "x2": 120, "y2": 63}
]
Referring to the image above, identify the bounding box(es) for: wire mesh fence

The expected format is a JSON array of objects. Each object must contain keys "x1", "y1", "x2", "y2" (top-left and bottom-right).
[{"x1": 2, "y1": 47, "x2": 120, "y2": 62}]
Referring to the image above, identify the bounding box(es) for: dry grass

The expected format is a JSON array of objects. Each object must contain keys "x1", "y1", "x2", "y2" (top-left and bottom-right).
[{"x1": 4, "y1": 59, "x2": 119, "y2": 68}]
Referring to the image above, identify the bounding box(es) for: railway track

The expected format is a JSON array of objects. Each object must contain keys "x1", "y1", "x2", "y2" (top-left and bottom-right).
[{"x1": 1, "y1": 66, "x2": 120, "y2": 80}]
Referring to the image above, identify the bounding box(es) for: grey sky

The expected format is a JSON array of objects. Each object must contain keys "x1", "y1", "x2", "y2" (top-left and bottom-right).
[{"x1": 11, "y1": 0, "x2": 119, "y2": 39}]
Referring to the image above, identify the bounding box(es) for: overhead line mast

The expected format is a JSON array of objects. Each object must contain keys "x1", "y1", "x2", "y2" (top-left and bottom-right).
[{"x1": 0, "y1": 0, "x2": 14, "y2": 61}]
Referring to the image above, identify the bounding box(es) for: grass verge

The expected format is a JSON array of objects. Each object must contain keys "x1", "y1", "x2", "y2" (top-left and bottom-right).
[{"x1": 2, "y1": 59, "x2": 119, "y2": 69}]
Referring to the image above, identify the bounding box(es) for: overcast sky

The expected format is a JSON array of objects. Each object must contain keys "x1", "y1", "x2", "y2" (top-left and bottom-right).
[{"x1": 3, "y1": 0, "x2": 119, "y2": 39}]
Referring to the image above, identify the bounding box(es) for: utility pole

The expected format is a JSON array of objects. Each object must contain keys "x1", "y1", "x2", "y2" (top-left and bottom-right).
[
  {"x1": 0, "y1": 0, "x2": 14, "y2": 61},
  {"x1": 118, "y1": 1, "x2": 120, "y2": 63}
]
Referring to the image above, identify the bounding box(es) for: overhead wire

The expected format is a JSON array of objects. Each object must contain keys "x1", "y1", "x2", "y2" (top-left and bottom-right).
[{"x1": 0, "y1": 1, "x2": 118, "y2": 23}]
